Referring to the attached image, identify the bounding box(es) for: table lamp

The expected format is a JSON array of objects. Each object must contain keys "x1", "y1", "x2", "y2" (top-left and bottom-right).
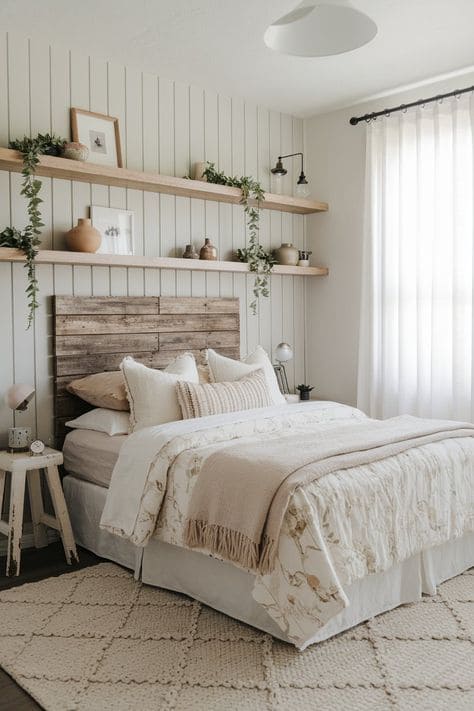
[
  {"x1": 5, "y1": 383, "x2": 35, "y2": 452},
  {"x1": 274, "y1": 343, "x2": 293, "y2": 394}
]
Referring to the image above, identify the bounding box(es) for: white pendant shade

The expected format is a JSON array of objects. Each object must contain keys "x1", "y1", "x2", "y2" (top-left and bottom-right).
[{"x1": 264, "y1": 1, "x2": 377, "y2": 57}]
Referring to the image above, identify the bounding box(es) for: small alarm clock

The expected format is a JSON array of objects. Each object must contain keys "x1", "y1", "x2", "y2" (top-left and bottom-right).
[{"x1": 30, "y1": 439, "x2": 45, "y2": 456}]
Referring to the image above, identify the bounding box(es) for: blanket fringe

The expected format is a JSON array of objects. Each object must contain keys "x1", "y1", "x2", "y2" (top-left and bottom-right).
[
  {"x1": 185, "y1": 519, "x2": 278, "y2": 574},
  {"x1": 259, "y1": 534, "x2": 279, "y2": 575}
]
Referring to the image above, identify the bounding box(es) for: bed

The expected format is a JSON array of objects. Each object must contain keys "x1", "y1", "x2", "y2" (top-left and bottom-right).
[{"x1": 55, "y1": 296, "x2": 474, "y2": 650}]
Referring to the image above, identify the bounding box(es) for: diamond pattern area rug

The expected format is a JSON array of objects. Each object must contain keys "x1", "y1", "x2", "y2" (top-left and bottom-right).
[{"x1": 0, "y1": 563, "x2": 473, "y2": 710}]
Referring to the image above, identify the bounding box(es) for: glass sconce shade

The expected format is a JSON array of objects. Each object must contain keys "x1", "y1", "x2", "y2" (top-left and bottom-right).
[{"x1": 275, "y1": 342, "x2": 293, "y2": 363}]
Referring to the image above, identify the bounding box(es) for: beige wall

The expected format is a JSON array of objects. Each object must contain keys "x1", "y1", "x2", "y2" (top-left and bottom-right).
[{"x1": 304, "y1": 70, "x2": 474, "y2": 407}]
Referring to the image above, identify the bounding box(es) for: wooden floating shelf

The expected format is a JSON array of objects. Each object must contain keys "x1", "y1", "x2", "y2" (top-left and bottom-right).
[
  {"x1": 0, "y1": 147, "x2": 328, "y2": 215},
  {"x1": 0, "y1": 248, "x2": 328, "y2": 276}
]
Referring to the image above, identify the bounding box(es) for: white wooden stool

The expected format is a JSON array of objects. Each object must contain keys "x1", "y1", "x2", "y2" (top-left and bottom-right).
[{"x1": 0, "y1": 447, "x2": 79, "y2": 576}]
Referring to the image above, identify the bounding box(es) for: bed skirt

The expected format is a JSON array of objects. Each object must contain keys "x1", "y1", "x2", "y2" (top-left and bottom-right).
[{"x1": 63, "y1": 474, "x2": 474, "y2": 648}]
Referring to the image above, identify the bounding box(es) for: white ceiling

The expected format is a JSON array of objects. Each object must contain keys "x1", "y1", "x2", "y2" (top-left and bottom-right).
[{"x1": 1, "y1": 0, "x2": 474, "y2": 117}]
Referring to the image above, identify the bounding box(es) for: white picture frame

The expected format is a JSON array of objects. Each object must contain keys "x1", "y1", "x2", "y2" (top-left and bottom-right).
[
  {"x1": 90, "y1": 206, "x2": 134, "y2": 256},
  {"x1": 71, "y1": 108, "x2": 123, "y2": 168}
]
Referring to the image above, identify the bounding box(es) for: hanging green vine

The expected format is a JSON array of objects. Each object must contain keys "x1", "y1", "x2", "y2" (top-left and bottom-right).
[
  {"x1": 202, "y1": 162, "x2": 274, "y2": 315},
  {"x1": 0, "y1": 134, "x2": 65, "y2": 328}
]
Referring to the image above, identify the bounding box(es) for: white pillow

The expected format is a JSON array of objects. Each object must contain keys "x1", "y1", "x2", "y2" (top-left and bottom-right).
[
  {"x1": 243, "y1": 346, "x2": 287, "y2": 406},
  {"x1": 206, "y1": 346, "x2": 286, "y2": 406},
  {"x1": 66, "y1": 408, "x2": 130, "y2": 436},
  {"x1": 121, "y1": 353, "x2": 199, "y2": 432}
]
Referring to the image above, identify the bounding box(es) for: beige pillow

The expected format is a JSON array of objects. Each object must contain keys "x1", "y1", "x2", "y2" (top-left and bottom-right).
[
  {"x1": 176, "y1": 369, "x2": 272, "y2": 419},
  {"x1": 67, "y1": 371, "x2": 129, "y2": 411},
  {"x1": 122, "y1": 353, "x2": 199, "y2": 431},
  {"x1": 206, "y1": 346, "x2": 286, "y2": 406}
]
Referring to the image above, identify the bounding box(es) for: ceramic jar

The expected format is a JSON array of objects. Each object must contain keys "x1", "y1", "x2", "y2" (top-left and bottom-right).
[
  {"x1": 62, "y1": 142, "x2": 89, "y2": 161},
  {"x1": 200, "y1": 238, "x2": 218, "y2": 260},
  {"x1": 192, "y1": 162, "x2": 207, "y2": 181},
  {"x1": 275, "y1": 243, "x2": 299, "y2": 266},
  {"x1": 8, "y1": 426, "x2": 31, "y2": 452},
  {"x1": 65, "y1": 218, "x2": 101, "y2": 253},
  {"x1": 183, "y1": 244, "x2": 199, "y2": 259}
]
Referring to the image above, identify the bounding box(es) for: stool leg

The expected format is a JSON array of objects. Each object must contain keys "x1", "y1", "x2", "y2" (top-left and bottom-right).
[
  {"x1": 27, "y1": 469, "x2": 48, "y2": 548},
  {"x1": 6, "y1": 469, "x2": 26, "y2": 576},
  {"x1": 0, "y1": 469, "x2": 5, "y2": 516},
  {"x1": 44, "y1": 464, "x2": 79, "y2": 565}
]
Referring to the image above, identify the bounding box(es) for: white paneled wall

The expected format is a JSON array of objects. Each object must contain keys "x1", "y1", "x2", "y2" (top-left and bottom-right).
[{"x1": 0, "y1": 32, "x2": 309, "y2": 447}]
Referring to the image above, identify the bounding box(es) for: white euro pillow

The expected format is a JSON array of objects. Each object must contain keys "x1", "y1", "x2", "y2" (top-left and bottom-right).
[
  {"x1": 121, "y1": 353, "x2": 199, "y2": 432},
  {"x1": 66, "y1": 408, "x2": 130, "y2": 436},
  {"x1": 206, "y1": 346, "x2": 286, "y2": 406}
]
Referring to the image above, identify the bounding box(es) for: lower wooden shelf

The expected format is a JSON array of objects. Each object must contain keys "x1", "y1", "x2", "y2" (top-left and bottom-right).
[{"x1": 0, "y1": 248, "x2": 329, "y2": 276}]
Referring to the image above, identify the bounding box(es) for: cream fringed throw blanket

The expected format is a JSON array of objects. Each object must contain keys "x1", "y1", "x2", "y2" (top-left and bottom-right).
[{"x1": 185, "y1": 415, "x2": 474, "y2": 574}]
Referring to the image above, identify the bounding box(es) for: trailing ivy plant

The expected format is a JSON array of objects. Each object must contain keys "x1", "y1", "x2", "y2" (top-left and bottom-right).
[
  {"x1": 202, "y1": 162, "x2": 273, "y2": 314},
  {"x1": 0, "y1": 133, "x2": 66, "y2": 328}
]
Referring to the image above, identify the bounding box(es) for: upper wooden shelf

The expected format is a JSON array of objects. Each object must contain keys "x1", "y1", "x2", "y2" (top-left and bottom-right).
[
  {"x1": 0, "y1": 148, "x2": 328, "y2": 216},
  {"x1": 0, "y1": 247, "x2": 329, "y2": 276}
]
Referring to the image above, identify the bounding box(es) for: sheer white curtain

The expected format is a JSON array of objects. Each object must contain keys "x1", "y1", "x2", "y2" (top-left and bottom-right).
[{"x1": 358, "y1": 94, "x2": 474, "y2": 420}]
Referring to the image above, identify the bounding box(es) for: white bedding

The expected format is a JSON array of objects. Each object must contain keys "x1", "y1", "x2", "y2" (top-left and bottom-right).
[{"x1": 100, "y1": 402, "x2": 474, "y2": 648}]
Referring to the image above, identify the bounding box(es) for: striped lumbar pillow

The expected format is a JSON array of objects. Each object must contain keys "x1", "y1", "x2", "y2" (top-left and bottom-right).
[{"x1": 176, "y1": 368, "x2": 272, "y2": 419}]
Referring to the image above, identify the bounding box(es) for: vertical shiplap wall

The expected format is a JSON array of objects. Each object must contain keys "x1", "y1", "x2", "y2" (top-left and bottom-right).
[{"x1": 0, "y1": 32, "x2": 308, "y2": 447}]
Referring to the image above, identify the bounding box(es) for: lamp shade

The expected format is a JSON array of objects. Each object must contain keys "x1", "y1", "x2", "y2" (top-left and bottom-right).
[
  {"x1": 275, "y1": 342, "x2": 293, "y2": 363},
  {"x1": 264, "y1": 0, "x2": 377, "y2": 57},
  {"x1": 5, "y1": 383, "x2": 35, "y2": 411}
]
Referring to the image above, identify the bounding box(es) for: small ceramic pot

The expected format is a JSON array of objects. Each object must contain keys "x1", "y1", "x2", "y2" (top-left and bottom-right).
[
  {"x1": 192, "y1": 162, "x2": 207, "y2": 181},
  {"x1": 65, "y1": 218, "x2": 101, "y2": 253},
  {"x1": 275, "y1": 243, "x2": 299, "y2": 266},
  {"x1": 8, "y1": 426, "x2": 31, "y2": 452},
  {"x1": 298, "y1": 259, "x2": 309, "y2": 267},
  {"x1": 63, "y1": 142, "x2": 89, "y2": 161},
  {"x1": 200, "y1": 238, "x2": 218, "y2": 260},
  {"x1": 183, "y1": 244, "x2": 199, "y2": 259}
]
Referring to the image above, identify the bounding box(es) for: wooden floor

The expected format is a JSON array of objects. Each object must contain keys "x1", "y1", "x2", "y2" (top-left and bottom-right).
[{"x1": 0, "y1": 542, "x2": 100, "y2": 710}]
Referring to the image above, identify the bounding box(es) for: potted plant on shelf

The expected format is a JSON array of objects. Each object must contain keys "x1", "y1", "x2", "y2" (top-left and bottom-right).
[{"x1": 0, "y1": 133, "x2": 66, "y2": 328}]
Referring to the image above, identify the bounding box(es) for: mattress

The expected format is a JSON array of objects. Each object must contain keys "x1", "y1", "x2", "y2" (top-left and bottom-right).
[{"x1": 63, "y1": 429, "x2": 126, "y2": 488}]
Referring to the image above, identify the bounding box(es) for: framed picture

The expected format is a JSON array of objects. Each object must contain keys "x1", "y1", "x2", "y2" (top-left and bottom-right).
[
  {"x1": 71, "y1": 108, "x2": 123, "y2": 168},
  {"x1": 90, "y1": 206, "x2": 134, "y2": 255}
]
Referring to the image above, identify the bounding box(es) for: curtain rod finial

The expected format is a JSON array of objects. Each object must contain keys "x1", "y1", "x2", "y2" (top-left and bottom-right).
[{"x1": 349, "y1": 117, "x2": 359, "y2": 126}]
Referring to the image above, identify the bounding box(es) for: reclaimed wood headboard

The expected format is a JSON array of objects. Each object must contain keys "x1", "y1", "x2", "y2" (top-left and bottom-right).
[{"x1": 53, "y1": 296, "x2": 240, "y2": 447}]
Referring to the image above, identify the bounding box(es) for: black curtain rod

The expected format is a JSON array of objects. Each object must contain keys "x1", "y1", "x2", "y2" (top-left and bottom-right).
[{"x1": 349, "y1": 84, "x2": 474, "y2": 126}]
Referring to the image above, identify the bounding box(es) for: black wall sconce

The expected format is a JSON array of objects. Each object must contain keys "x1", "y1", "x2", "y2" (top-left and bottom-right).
[{"x1": 271, "y1": 153, "x2": 310, "y2": 198}]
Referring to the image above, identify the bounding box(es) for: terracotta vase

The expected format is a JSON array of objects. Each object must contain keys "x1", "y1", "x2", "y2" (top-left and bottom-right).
[
  {"x1": 65, "y1": 218, "x2": 101, "y2": 253},
  {"x1": 182, "y1": 244, "x2": 199, "y2": 259},
  {"x1": 275, "y1": 243, "x2": 299, "y2": 266},
  {"x1": 199, "y1": 238, "x2": 218, "y2": 261}
]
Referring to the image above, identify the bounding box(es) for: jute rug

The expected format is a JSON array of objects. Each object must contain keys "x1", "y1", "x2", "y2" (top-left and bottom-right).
[{"x1": 0, "y1": 563, "x2": 473, "y2": 710}]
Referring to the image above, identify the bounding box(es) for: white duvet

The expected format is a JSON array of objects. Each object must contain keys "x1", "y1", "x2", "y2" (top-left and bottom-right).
[{"x1": 100, "y1": 402, "x2": 474, "y2": 648}]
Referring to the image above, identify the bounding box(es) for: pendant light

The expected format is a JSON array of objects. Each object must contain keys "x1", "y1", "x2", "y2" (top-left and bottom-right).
[{"x1": 264, "y1": 0, "x2": 377, "y2": 57}]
